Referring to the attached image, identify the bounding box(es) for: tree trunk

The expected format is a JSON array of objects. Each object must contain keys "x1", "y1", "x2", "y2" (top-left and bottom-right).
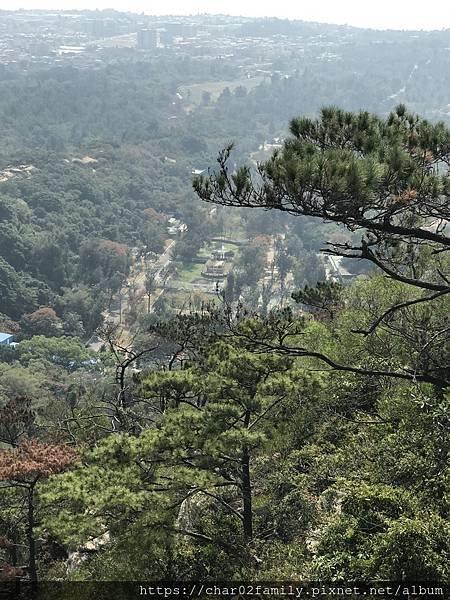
[
  {"x1": 241, "y1": 446, "x2": 253, "y2": 540},
  {"x1": 241, "y1": 410, "x2": 253, "y2": 540},
  {"x1": 9, "y1": 527, "x2": 18, "y2": 567},
  {"x1": 27, "y1": 485, "x2": 37, "y2": 581}
]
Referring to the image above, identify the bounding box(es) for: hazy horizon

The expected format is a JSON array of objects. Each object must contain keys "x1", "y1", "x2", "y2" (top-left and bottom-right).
[{"x1": 2, "y1": 0, "x2": 450, "y2": 31}]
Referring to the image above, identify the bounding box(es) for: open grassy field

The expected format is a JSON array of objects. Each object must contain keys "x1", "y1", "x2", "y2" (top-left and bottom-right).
[
  {"x1": 179, "y1": 76, "x2": 265, "y2": 106},
  {"x1": 174, "y1": 262, "x2": 204, "y2": 284},
  {"x1": 173, "y1": 238, "x2": 244, "y2": 288}
]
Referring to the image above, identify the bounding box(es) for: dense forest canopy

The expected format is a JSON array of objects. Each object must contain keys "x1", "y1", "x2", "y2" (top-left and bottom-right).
[
  {"x1": 0, "y1": 16, "x2": 449, "y2": 331},
  {"x1": 0, "y1": 10, "x2": 449, "y2": 589}
]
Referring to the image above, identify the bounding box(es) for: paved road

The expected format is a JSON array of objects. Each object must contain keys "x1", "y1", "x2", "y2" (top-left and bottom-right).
[
  {"x1": 133, "y1": 239, "x2": 176, "y2": 289},
  {"x1": 99, "y1": 239, "x2": 177, "y2": 335},
  {"x1": 133, "y1": 240, "x2": 176, "y2": 313}
]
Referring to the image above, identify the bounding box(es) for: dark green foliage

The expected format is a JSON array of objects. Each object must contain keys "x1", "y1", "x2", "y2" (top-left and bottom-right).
[{"x1": 292, "y1": 281, "x2": 344, "y2": 316}]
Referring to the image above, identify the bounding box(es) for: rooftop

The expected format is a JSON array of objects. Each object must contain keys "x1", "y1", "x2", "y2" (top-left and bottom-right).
[{"x1": 0, "y1": 332, "x2": 14, "y2": 343}]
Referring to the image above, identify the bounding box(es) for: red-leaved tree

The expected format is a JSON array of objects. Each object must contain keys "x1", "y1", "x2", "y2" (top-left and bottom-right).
[{"x1": 0, "y1": 441, "x2": 77, "y2": 580}]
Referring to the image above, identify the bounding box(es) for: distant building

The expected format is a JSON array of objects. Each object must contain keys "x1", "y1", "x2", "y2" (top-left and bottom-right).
[
  {"x1": 202, "y1": 259, "x2": 227, "y2": 278},
  {"x1": 159, "y1": 29, "x2": 174, "y2": 46},
  {"x1": 326, "y1": 255, "x2": 357, "y2": 284},
  {"x1": 85, "y1": 18, "x2": 118, "y2": 39},
  {"x1": 71, "y1": 156, "x2": 98, "y2": 166},
  {"x1": 211, "y1": 247, "x2": 234, "y2": 260},
  {"x1": 58, "y1": 46, "x2": 86, "y2": 56},
  {"x1": 137, "y1": 29, "x2": 160, "y2": 50},
  {"x1": 159, "y1": 22, "x2": 197, "y2": 43},
  {"x1": 167, "y1": 217, "x2": 188, "y2": 236},
  {"x1": 0, "y1": 333, "x2": 14, "y2": 346}
]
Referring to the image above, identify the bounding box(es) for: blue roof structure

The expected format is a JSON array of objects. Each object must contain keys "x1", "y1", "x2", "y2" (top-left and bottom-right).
[{"x1": 0, "y1": 332, "x2": 14, "y2": 344}]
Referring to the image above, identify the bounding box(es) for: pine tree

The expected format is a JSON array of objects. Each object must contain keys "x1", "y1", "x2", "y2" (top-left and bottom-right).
[{"x1": 194, "y1": 106, "x2": 450, "y2": 389}]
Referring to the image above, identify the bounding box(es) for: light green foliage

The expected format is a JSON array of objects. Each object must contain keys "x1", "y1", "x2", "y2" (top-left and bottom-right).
[
  {"x1": 336, "y1": 274, "x2": 450, "y2": 379},
  {"x1": 17, "y1": 336, "x2": 94, "y2": 369},
  {"x1": 41, "y1": 433, "x2": 172, "y2": 548},
  {"x1": 312, "y1": 484, "x2": 450, "y2": 580}
]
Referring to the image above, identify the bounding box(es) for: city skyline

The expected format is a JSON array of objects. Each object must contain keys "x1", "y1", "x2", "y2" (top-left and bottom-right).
[{"x1": 2, "y1": 0, "x2": 450, "y2": 31}]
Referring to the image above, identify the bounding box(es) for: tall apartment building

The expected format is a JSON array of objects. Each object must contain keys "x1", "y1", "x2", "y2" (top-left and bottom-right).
[{"x1": 137, "y1": 29, "x2": 159, "y2": 50}]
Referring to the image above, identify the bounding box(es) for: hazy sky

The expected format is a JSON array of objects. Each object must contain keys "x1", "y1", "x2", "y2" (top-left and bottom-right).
[{"x1": 2, "y1": 0, "x2": 450, "y2": 31}]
